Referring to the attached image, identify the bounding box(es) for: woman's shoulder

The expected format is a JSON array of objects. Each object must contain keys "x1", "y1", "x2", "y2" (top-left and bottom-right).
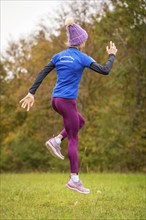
[{"x1": 53, "y1": 49, "x2": 69, "y2": 57}]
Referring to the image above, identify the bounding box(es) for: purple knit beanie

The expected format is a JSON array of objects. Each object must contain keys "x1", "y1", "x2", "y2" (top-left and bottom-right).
[{"x1": 65, "y1": 18, "x2": 88, "y2": 46}]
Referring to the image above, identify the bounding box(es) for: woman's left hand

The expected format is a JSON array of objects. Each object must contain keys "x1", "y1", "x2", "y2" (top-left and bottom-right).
[{"x1": 106, "y1": 41, "x2": 118, "y2": 55}]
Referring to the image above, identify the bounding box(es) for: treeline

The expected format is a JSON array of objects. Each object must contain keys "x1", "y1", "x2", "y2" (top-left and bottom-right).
[{"x1": 0, "y1": 0, "x2": 145, "y2": 172}]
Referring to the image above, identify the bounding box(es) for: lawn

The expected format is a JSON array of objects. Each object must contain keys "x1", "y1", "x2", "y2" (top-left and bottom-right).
[{"x1": 0, "y1": 173, "x2": 145, "y2": 220}]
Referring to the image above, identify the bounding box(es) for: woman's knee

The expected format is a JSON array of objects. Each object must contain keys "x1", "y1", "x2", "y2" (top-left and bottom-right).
[{"x1": 78, "y1": 113, "x2": 85, "y2": 128}]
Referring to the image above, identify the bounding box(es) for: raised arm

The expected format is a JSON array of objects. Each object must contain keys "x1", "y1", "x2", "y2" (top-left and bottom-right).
[
  {"x1": 19, "y1": 61, "x2": 55, "y2": 111},
  {"x1": 89, "y1": 41, "x2": 117, "y2": 75}
]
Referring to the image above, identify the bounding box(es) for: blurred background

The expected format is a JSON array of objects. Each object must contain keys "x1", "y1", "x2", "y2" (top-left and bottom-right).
[{"x1": 0, "y1": 0, "x2": 145, "y2": 173}]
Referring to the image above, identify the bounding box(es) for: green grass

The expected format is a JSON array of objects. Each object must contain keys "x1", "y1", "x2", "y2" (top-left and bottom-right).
[{"x1": 0, "y1": 173, "x2": 145, "y2": 220}]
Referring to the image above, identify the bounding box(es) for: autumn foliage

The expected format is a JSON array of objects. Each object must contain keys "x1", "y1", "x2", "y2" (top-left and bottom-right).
[{"x1": 0, "y1": 0, "x2": 145, "y2": 172}]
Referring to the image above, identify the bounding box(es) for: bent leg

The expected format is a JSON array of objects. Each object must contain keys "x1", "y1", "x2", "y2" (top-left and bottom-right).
[
  {"x1": 52, "y1": 98, "x2": 80, "y2": 173},
  {"x1": 60, "y1": 112, "x2": 85, "y2": 139}
]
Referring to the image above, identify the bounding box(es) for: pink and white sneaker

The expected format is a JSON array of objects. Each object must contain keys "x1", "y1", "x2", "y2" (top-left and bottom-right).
[
  {"x1": 45, "y1": 136, "x2": 64, "y2": 160},
  {"x1": 66, "y1": 178, "x2": 90, "y2": 194}
]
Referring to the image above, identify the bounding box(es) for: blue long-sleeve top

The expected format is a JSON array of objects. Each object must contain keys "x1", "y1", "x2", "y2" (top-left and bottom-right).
[{"x1": 29, "y1": 47, "x2": 115, "y2": 98}]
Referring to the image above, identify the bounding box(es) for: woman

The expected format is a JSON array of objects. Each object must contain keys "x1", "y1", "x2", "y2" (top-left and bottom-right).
[{"x1": 20, "y1": 18, "x2": 117, "y2": 194}]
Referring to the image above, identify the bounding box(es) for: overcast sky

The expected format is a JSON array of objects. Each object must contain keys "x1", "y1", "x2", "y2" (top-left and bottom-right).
[{"x1": 1, "y1": 0, "x2": 62, "y2": 52}]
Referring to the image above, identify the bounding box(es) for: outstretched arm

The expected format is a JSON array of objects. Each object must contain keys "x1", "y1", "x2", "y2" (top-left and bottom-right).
[
  {"x1": 89, "y1": 41, "x2": 117, "y2": 75},
  {"x1": 29, "y1": 61, "x2": 55, "y2": 94},
  {"x1": 19, "y1": 61, "x2": 55, "y2": 111}
]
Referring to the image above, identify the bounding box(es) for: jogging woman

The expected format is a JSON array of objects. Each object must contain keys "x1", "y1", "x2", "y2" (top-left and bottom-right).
[{"x1": 20, "y1": 18, "x2": 117, "y2": 194}]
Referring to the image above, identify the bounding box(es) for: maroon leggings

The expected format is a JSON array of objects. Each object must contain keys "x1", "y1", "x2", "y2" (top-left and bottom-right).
[{"x1": 51, "y1": 97, "x2": 85, "y2": 173}]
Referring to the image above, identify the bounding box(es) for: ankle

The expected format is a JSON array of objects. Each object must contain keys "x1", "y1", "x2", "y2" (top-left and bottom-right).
[
  {"x1": 71, "y1": 173, "x2": 78, "y2": 176},
  {"x1": 71, "y1": 173, "x2": 79, "y2": 182},
  {"x1": 55, "y1": 137, "x2": 61, "y2": 144},
  {"x1": 56, "y1": 134, "x2": 63, "y2": 141}
]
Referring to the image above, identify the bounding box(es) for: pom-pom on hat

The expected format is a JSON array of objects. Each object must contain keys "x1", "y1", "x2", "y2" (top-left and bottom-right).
[{"x1": 65, "y1": 17, "x2": 88, "y2": 46}]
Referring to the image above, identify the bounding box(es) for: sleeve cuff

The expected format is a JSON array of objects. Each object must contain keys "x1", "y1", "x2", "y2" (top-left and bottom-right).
[{"x1": 109, "y1": 53, "x2": 115, "y2": 57}]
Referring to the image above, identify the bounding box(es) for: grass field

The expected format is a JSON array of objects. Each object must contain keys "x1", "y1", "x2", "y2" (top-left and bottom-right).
[{"x1": 0, "y1": 173, "x2": 145, "y2": 220}]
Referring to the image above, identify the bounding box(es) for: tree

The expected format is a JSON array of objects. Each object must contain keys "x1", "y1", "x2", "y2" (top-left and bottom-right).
[{"x1": 1, "y1": 0, "x2": 145, "y2": 172}]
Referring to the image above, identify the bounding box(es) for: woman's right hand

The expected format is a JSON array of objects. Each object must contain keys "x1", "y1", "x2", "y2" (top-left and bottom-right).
[
  {"x1": 19, "y1": 92, "x2": 34, "y2": 111},
  {"x1": 106, "y1": 41, "x2": 118, "y2": 55}
]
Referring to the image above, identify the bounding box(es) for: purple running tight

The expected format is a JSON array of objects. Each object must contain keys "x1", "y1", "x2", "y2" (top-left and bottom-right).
[{"x1": 51, "y1": 97, "x2": 85, "y2": 173}]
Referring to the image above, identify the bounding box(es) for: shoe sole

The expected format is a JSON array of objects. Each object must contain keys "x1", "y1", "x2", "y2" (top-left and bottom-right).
[
  {"x1": 45, "y1": 141, "x2": 64, "y2": 160},
  {"x1": 66, "y1": 184, "x2": 90, "y2": 194}
]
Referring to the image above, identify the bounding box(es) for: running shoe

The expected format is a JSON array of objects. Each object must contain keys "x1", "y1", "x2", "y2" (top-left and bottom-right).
[
  {"x1": 45, "y1": 136, "x2": 64, "y2": 160},
  {"x1": 66, "y1": 178, "x2": 90, "y2": 194}
]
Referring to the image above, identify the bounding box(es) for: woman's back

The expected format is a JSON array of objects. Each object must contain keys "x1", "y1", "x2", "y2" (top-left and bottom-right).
[{"x1": 51, "y1": 47, "x2": 95, "y2": 99}]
